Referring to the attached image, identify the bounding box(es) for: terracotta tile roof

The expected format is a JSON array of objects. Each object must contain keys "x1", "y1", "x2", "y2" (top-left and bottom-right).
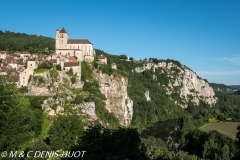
[
  {"x1": 16, "y1": 59, "x2": 24, "y2": 65},
  {"x1": 1, "y1": 73, "x2": 19, "y2": 82},
  {"x1": 69, "y1": 56, "x2": 78, "y2": 62},
  {"x1": 59, "y1": 27, "x2": 67, "y2": 33},
  {"x1": 64, "y1": 54, "x2": 69, "y2": 58},
  {"x1": 67, "y1": 39, "x2": 92, "y2": 44},
  {"x1": 28, "y1": 58, "x2": 37, "y2": 61},
  {"x1": 0, "y1": 66, "x2": 17, "y2": 73},
  {"x1": 0, "y1": 63, "x2": 8, "y2": 67},
  {"x1": 49, "y1": 59, "x2": 57, "y2": 63},
  {"x1": 0, "y1": 51, "x2": 9, "y2": 54},
  {"x1": 0, "y1": 66, "x2": 7, "y2": 72},
  {"x1": 64, "y1": 62, "x2": 79, "y2": 67},
  {"x1": 11, "y1": 75, "x2": 20, "y2": 82},
  {"x1": 22, "y1": 51, "x2": 30, "y2": 54},
  {"x1": 98, "y1": 54, "x2": 106, "y2": 59},
  {"x1": 3, "y1": 56, "x2": 17, "y2": 64}
]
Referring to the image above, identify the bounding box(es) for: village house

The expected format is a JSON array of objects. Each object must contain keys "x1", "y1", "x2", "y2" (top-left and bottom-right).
[
  {"x1": 0, "y1": 66, "x2": 20, "y2": 86},
  {"x1": 111, "y1": 63, "x2": 117, "y2": 69},
  {"x1": 0, "y1": 51, "x2": 8, "y2": 60},
  {"x1": 64, "y1": 62, "x2": 81, "y2": 77},
  {"x1": 2, "y1": 56, "x2": 18, "y2": 69},
  {"x1": 27, "y1": 58, "x2": 38, "y2": 69},
  {"x1": 98, "y1": 54, "x2": 107, "y2": 64},
  {"x1": 1, "y1": 27, "x2": 95, "y2": 87},
  {"x1": 0, "y1": 51, "x2": 40, "y2": 88}
]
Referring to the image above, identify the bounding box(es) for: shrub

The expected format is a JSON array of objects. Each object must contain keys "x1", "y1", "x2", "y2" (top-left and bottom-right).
[
  {"x1": 50, "y1": 68, "x2": 59, "y2": 80},
  {"x1": 56, "y1": 64, "x2": 61, "y2": 71},
  {"x1": 38, "y1": 60, "x2": 53, "y2": 69}
]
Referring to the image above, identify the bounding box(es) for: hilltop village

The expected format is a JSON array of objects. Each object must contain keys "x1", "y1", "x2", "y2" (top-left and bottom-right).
[{"x1": 0, "y1": 28, "x2": 109, "y2": 88}]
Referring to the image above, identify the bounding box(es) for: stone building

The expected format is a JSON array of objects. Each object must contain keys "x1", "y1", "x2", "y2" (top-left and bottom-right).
[
  {"x1": 98, "y1": 54, "x2": 107, "y2": 64},
  {"x1": 55, "y1": 28, "x2": 95, "y2": 62}
]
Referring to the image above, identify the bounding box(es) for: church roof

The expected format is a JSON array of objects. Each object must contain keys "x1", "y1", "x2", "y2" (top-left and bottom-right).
[
  {"x1": 67, "y1": 39, "x2": 92, "y2": 44},
  {"x1": 59, "y1": 27, "x2": 67, "y2": 33}
]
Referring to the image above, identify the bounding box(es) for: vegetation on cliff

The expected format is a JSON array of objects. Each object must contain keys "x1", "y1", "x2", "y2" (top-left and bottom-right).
[{"x1": 0, "y1": 32, "x2": 240, "y2": 159}]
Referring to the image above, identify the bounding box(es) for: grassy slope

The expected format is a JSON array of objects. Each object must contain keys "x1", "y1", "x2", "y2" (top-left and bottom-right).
[{"x1": 199, "y1": 122, "x2": 240, "y2": 139}]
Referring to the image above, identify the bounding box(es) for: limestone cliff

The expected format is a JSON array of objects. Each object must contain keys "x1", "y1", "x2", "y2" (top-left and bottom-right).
[
  {"x1": 93, "y1": 70, "x2": 133, "y2": 126},
  {"x1": 27, "y1": 70, "x2": 81, "y2": 96},
  {"x1": 42, "y1": 97, "x2": 97, "y2": 121},
  {"x1": 135, "y1": 61, "x2": 217, "y2": 108}
]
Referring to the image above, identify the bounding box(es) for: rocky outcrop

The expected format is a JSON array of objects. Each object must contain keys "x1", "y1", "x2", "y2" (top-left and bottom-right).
[
  {"x1": 79, "y1": 102, "x2": 98, "y2": 121},
  {"x1": 27, "y1": 70, "x2": 80, "y2": 96},
  {"x1": 135, "y1": 62, "x2": 217, "y2": 107},
  {"x1": 94, "y1": 70, "x2": 133, "y2": 126},
  {"x1": 145, "y1": 90, "x2": 151, "y2": 101},
  {"x1": 42, "y1": 97, "x2": 97, "y2": 121}
]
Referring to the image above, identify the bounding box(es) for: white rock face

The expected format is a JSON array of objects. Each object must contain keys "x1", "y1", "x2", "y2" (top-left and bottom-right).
[
  {"x1": 78, "y1": 102, "x2": 98, "y2": 121},
  {"x1": 145, "y1": 90, "x2": 151, "y2": 101},
  {"x1": 42, "y1": 98, "x2": 98, "y2": 121},
  {"x1": 94, "y1": 70, "x2": 133, "y2": 126},
  {"x1": 135, "y1": 62, "x2": 217, "y2": 107}
]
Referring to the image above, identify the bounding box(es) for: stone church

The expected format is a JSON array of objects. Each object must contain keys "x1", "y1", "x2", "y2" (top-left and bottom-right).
[{"x1": 55, "y1": 27, "x2": 95, "y2": 62}]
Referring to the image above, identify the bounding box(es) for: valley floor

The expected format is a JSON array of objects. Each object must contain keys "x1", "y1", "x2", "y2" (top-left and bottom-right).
[{"x1": 199, "y1": 122, "x2": 240, "y2": 139}]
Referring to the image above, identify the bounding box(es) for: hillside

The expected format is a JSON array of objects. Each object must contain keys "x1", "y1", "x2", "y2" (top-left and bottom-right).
[
  {"x1": 199, "y1": 122, "x2": 240, "y2": 139},
  {"x1": 0, "y1": 32, "x2": 240, "y2": 159},
  {"x1": 209, "y1": 82, "x2": 238, "y2": 93},
  {"x1": 0, "y1": 30, "x2": 55, "y2": 54}
]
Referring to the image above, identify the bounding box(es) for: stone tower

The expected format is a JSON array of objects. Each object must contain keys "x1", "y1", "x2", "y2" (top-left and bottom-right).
[{"x1": 55, "y1": 27, "x2": 69, "y2": 50}]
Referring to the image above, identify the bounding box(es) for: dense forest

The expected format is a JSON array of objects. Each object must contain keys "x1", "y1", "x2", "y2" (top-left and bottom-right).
[
  {"x1": 0, "y1": 32, "x2": 240, "y2": 159},
  {"x1": 0, "y1": 30, "x2": 55, "y2": 54}
]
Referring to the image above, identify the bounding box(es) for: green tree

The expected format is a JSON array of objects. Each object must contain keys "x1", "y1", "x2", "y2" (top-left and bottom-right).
[
  {"x1": 68, "y1": 125, "x2": 147, "y2": 160},
  {"x1": 70, "y1": 76, "x2": 76, "y2": 84},
  {"x1": 47, "y1": 114, "x2": 84, "y2": 150},
  {"x1": 25, "y1": 140, "x2": 50, "y2": 160},
  {"x1": 50, "y1": 68, "x2": 59, "y2": 80},
  {"x1": 56, "y1": 64, "x2": 61, "y2": 71},
  {"x1": 237, "y1": 125, "x2": 240, "y2": 156},
  {"x1": 38, "y1": 60, "x2": 53, "y2": 69},
  {"x1": 74, "y1": 95, "x2": 83, "y2": 104},
  {"x1": 0, "y1": 77, "x2": 33, "y2": 151}
]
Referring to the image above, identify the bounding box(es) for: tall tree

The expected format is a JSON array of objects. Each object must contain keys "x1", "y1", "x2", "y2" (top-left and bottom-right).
[
  {"x1": 68, "y1": 124, "x2": 147, "y2": 160},
  {"x1": 47, "y1": 114, "x2": 84, "y2": 150},
  {"x1": 0, "y1": 77, "x2": 33, "y2": 151}
]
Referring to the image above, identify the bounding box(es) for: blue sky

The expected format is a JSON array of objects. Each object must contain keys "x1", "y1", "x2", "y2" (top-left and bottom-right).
[{"x1": 1, "y1": 0, "x2": 240, "y2": 85}]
